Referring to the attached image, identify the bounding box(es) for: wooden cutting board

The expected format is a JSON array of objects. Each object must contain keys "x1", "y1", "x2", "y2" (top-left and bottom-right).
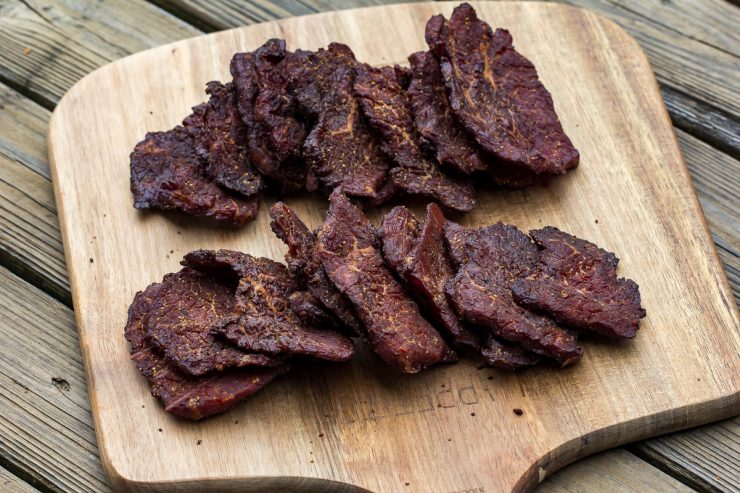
[{"x1": 47, "y1": 2, "x2": 739, "y2": 492}]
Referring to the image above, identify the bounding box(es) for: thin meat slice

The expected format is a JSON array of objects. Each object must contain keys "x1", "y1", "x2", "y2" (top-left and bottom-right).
[
  {"x1": 288, "y1": 291, "x2": 344, "y2": 330},
  {"x1": 316, "y1": 191, "x2": 456, "y2": 373},
  {"x1": 145, "y1": 267, "x2": 282, "y2": 377},
  {"x1": 426, "y1": 4, "x2": 579, "y2": 175},
  {"x1": 125, "y1": 284, "x2": 288, "y2": 420},
  {"x1": 480, "y1": 334, "x2": 540, "y2": 370},
  {"x1": 512, "y1": 227, "x2": 646, "y2": 338},
  {"x1": 379, "y1": 204, "x2": 479, "y2": 348},
  {"x1": 445, "y1": 222, "x2": 582, "y2": 366},
  {"x1": 185, "y1": 81, "x2": 263, "y2": 197},
  {"x1": 184, "y1": 250, "x2": 354, "y2": 362},
  {"x1": 443, "y1": 220, "x2": 474, "y2": 266},
  {"x1": 130, "y1": 126, "x2": 259, "y2": 226},
  {"x1": 269, "y1": 202, "x2": 363, "y2": 335},
  {"x1": 354, "y1": 64, "x2": 475, "y2": 212},
  {"x1": 407, "y1": 51, "x2": 486, "y2": 175}
]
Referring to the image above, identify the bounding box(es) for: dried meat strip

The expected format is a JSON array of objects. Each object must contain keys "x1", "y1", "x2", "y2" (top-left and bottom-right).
[
  {"x1": 479, "y1": 333, "x2": 540, "y2": 370},
  {"x1": 354, "y1": 64, "x2": 475, "y2": 212},
  {"x1": 380, "y1": 204, "x2": 479, "y2": 348},
  {"x1": 125, "y1": 284, "x2": 288, "y2": 420},
  {"x1": 130, "y1": 126, "x2": 259, "y2": 226},
  {"x1": 316, "y1": 191, "x2": 456, "y2": 373},
  {"x1": 288, "y1": 290, "x2": 343, "y2": 330},
  {"x1": 512, "y1": 227, "x2": 645, "y2": 338},
  {"x1": 185, "y1": 81, "x2": 263, "y2": 197},
  {"x1": 407, "y1": 51, "x2": 486, "y2": 175},
  {"x1": 426, "y1": 3, "x2": 579, "y2": 175},
  {"x1": 445, "y1": 222, "x2": 582, "y2": 366},
  {"x1": 185, "y1": 250, "x2": 354, "y2": 362},
  {"x1": 145, "y1": 267, "x2": 282, "y2": 377},
  {"x1": 443, "y1": 220, "x2": 473, "y2": 266},
  {"x1": 269, "y1": 202, "x2": 363, "y2": 335}
]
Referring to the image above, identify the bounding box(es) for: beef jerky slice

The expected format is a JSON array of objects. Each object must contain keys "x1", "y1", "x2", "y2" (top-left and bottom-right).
[
  {"x1": 444, "y1": 220, "x2": 474, "y2": 266},
  {"x1": 480, "y1": 333, "x2": 540, "y2": 370},
  {"x1": 292, "y1": 56, "x2": 390, "y2": 198},
  {"x1": 130, "y1": 127, "x2": 259, "y2": 226},
  {"x1": 316, "y1": 191, "x2": 456, "y2": 373},
  {"x1": 185, "y1": 250, "x2": 354, "y2": 362},
  {"x1": 288, "y1": 291, "x2": 343, "y2": 330},
  {"x1": 407, "y1": 51, "x2": 486, "y2": 175},
  {"x1": 426, "y1": 4, "x2": 579, "y2": 175},
  {"x1": 145, "y1": 267, "x2": 281, "y2": 376},
  {"x1": 230, "y1": 48, "x2": 305, "y2": 193},
  {"x1": 185, "y1": 81, "x2": 262, "y2": 197},
  {"x1": 270, "y1": 202, "x2": 362, "y2": 335},
  {"x1": 446, "y1": 222, "x2": 582, "y2": 366},
  {"x1": 380, "y1": 204, "x2": 479, "y2": 348},
  {"x1": 125, "y1": 284, "x2": 288, "y2": 420},
  {"x1": 512, "y1": 227, "x2": 646, "y2": 338},
  {"x1": 354, "y1": 64, "x2": 475, "y2": 212}
]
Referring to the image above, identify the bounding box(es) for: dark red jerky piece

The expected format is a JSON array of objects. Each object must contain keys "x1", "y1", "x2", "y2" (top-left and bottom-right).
[
  {"x1": 145, "y1": 267, "x2": 282, "y2": 376},
  {"x1": 408, "y1": 51, "x2": 486, "y2": 175},
  {"x1": 301, "y1": 65, "x2": 391, "y2": 198},
  {"x1": 512, "y1": 227, "x2": 645, "y2": 338},
  {"x1": 380, "y1": 204, "x2": 479, "y2": 348},
  {"x1": 129, "y1": 127, "x2": 259, "y2": 226},
  {"x1": 269, "y1": 202, "x2": 363, "y2": 335},
  {"x1": 230, "y1": 50, "x2": 306, "y2": 194},
  {"x1": 427, "y1": 3, "x2": 579, "y2": 175},
  {"x1": 316, "y1": 191, "x2": 456, "y2": 373},
  {"x1": 125, "y1": 284, "x2": 288, "y2": 420},
  {"x1": 444, "y1": 220, "x2": 474, "y2": 266},
  {"x1": 288, "y1": 291, "x2": 343, "y2": 331},
  {"x1": 185, "y1": 81, "x2": 263, "y2": 197},
  {"x1": 353, "y1": 64, "x2": 475, "y2": 212},
  {"x1": 445, "y1": 222, "x2": 582, "y2": 366},
  {"x1": 480, "y1": 334, "x2": 540, "y2": 370}
]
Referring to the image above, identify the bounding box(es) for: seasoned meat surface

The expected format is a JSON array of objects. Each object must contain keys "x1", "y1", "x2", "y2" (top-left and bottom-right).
[
  {"x1": 426, "y1": 3, "x2": 579, "y2": 175},
  {"x1": 512, "y1": 227, "x2": 645, "y2": 338},
  {"x1": 185, "y1": 81, "x2": 263, "y2": 197},
  {"x1": 445, "y1": 222, "x2": 582, "y2": 365},
  {"x1": 145, "y1": 267, "x2": 282, "y2": 376},
  {"x1": 316, "y1": 191, "x2": 456, "y2": 373},
  {"x1": 380, "y1": 204, "x2": 479, "y2": 348},
  {"x1": 480, "y1": 333, "x2": 540, "y2": 370},
  {"x1": 130, "y1": 126, "x2": 259, "y2": 226},
  {"x1": 125, "y1": 284, "x2": 288, "y2": 420},
  {"x1": 269, "y1": 202, "x2": 363, "y2": 334},
  {"x1": 354, "y1": 64, "x2": 475, "y2": 211}
]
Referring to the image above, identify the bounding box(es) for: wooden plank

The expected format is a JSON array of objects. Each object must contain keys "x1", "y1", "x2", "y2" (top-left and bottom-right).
[
  {"x1": 536, "y1": 449, "x2": 695, "y2": 492},
  {"x1": 0, "y1": 267, "x2": 112, "y2": 493},
  {"x1": 0, "y1": 466, "x2": 43, "y2": 493},
  {"x1": 631, "y1": 418, "x2": 740, "y2": 493},
  {"x1": 155, "y1": 0, "x2": 740, "y2": 154},
  {"x1": 0, "y1": 0, "x2": 199, "y2": 107},
  {"x1": 0, "y1": 83, "x2": 69, "y2": 303},
  {"x1": 46, "y1": 4, "x2": 739, "y2": 491},
  {"x1": 0, "y1": 264, "x2": 700, "y2": 493}
]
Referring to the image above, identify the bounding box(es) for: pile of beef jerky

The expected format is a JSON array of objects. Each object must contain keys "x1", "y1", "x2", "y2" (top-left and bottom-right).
[
  {"x1": 126, "y1": 191, "x2": 645, "y2": 419},
  {"x1": 130, "y1": 3, "x2": 579, "y2": 226}
]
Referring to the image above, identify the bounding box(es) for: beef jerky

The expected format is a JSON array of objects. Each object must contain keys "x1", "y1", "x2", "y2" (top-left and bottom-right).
[
  {"x1": 445, "y1": 222, "x2": 582, "y2": 366},
  {"x1": 230, "y1": 49, "x2": 305, "y2": 193},
  {"x1": 185, "y1": 249, "x2": 354, "y2": 362},
  {"x1": 354, "y1": 64, "x2": 475, "y2": 212},
  {"x1": 316, "y1": 191, "x2": 456, "y2": 373},
  {"x1": 125, "y1": 284, "x2": 288, "y2": 420},
  {"x1": 185, "y1": 81, "x2": 263, "y2": 197},
  {"x1": 443, "y1": 220, "x2": 473, "y2": 266},
  {"x1": 380, "y1": 204, "x2": 479, "y2": 348},
  {"x1": 301, "y1": 65, "x2": 391, "y2": 198},
  {"x1": 270, "y1": 202, "x2": 362, "y2": 335},
  {"x1": 426, "y1": 4, "x2": 579, "y2": 175},
  {"x1": 130, "y1": 126, "x2": 259, "y2": 226},
  {"x1": 480, "y1": 333, "x2": 539, "y2": 370},
  {"x1": 145, "y1": 267, "x2": 282, "y2": 376},
  {"x1": 288, "y1": 291, "x2": 343, "y2": 330},
  {"x1": 512, "y1": 227, "x2": 645, "y2": 338},
  {"x1": 407, "y1": 51, "x2": 486, "y2": 175}
]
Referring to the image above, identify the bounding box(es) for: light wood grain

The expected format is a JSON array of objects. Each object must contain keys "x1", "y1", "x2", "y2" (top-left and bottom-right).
[
  {"x1": 0, "y1": 466, "x2": 43, "y2": 493},
  {"x1": 45, "y1": 3, "x2": 739, "y2": 492}
]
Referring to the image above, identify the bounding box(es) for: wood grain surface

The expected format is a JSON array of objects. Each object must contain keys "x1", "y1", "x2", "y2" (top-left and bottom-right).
[{"x1": 45, "y1": 2, "x2": 739, "y2": 492}]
